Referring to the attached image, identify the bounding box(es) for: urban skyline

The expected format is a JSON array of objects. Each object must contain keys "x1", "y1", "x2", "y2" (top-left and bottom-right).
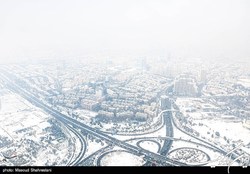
[
  {"x1": 0, "y1": 0, "x2": 250, "y2": 170},
  {"x1": 0, "y1": 58, "x2": 250, "y2": 167}
]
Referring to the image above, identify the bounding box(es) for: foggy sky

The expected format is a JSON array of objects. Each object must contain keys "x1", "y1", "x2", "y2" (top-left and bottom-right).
[{"x1": 0, "y1": 0, "x2": 250, "y2": 63}]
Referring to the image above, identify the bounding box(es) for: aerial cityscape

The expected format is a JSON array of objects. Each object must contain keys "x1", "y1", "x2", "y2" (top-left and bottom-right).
[
  {"x1": 0, "y1": 0, "x2": 250, "y2": 168},
  {"x1": 0, "y1": 58, "x2": 249, "y2": 166}
]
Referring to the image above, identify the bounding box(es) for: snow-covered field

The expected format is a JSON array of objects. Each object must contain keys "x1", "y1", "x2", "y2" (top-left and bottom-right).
[
  {"x1": 0, "y1": 91, "x2": 73, "y2": 166},
  {"x1": 84, "y1": 140, "x2": 106, "y2": 158},
  {"x1": 174, "y1": 97, "x2": 250, "y2": 166},
  {"x1": 205, "y1": 119, "x2": 250, "y2": 145},
  {"x1": 137, "y1": 140, "x2": 160, "y2": 153},
  {"x1": 176, "y1": 97, "x2": 250, "y2": 145},
  {"x1": 99, "y1": 150, "x2": 145, "y2": 166}
]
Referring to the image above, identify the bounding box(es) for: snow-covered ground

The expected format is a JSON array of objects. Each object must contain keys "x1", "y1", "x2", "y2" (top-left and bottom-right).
[
  {"x1": 168, "y1": 147, "x2": 210, "y2": 164},
  {"x1": 84, "y1": 140, "x2": 106, "y2": 158},
  {"x1": 174, "y1": 97, "x2": 250, "y2": 166},
  {"x1": 169, "y1": 139, "x2": 223, "y2": 165},
  {"x1": 99, "y1": 150, "x2": 145, "y2": 166},
  {"x1": 74, "y1": 109, "x2": 98, "y2": 120},
  {"x1": 176, "y1": 97, "x2": 250, "y2": 145},
  {"x1": 137, "y1": 140, "x2": 160, "y2": 153},
  {"x1": 204, "y1": 119, "x2": 250, "y2": 145},
  {"x1": 0, "y1": 91, "x2": 73, "y2": 166},
  {"x1": 238, "y1": 78, "x2": 250, "y2": 88},
  {"x1": 112, "y1": 122, "x2": 167, "y2": 142}
]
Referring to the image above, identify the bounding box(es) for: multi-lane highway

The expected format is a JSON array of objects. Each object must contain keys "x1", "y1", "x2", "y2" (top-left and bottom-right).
[
  {"x1": 0, "y1": 70, "x2": 187, "y2": 166},
  {"x1": 64, "y1": 124, "x2": 87, "y2": 166},
  {"x1": 1, "y1": 67, "x2": 243, "y2": 166},
  {"x1": 160, "y1": 112, "x2": 174, "y2": 156}
]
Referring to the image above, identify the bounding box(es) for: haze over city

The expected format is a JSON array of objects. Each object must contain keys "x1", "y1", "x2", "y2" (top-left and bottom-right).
[
  {"x1": 1, "y1": 0, "x2": 250, "y2": 63},
  {"x1": 0, "y1": 0, "x2": 250, "y2": 170}
]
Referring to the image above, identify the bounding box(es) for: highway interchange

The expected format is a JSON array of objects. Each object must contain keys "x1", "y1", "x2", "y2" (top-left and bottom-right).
[
  {"x1": 0, "y1": 68, "x2": 245, "y2": 166},
  {"x1": 0, "y1": 69, "x2": 186, "y2": 166}
]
